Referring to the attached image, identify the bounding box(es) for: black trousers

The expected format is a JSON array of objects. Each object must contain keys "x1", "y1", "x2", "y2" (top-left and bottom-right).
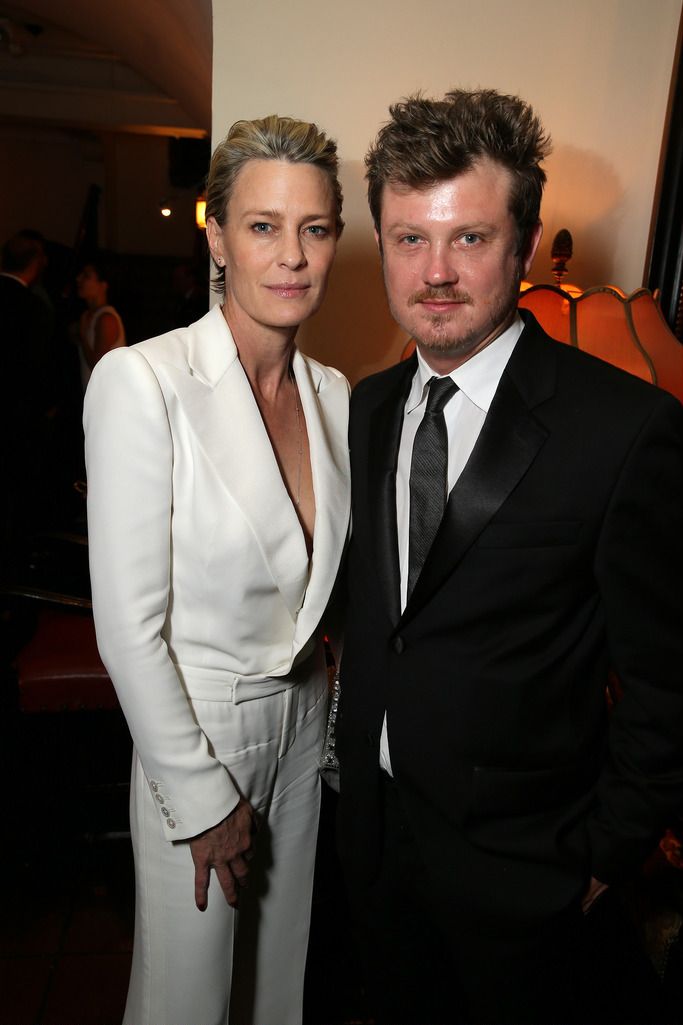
[{"x1": 348, "y1": 773, "x2": 663, "y2": 1025}]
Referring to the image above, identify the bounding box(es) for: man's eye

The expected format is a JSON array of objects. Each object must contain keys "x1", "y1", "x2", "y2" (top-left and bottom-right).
[
  {"x1": 305, "y1": 225, "x2": 329, "y2": 237},
  {"x1": 251, "y1": 223, "x2": 272, "y2": 233},
  {"x1": 461, "y1": 233, "x2": 481, "y2": 245},
  {"x1": 401, "y1": 235, "x2": 422, "y2": 245}
]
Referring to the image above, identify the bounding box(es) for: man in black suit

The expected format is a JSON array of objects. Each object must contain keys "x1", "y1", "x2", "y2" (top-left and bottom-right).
[
  {"x1": 337, "y1": 89, "x2": 683, "y2": 1024},
  {"x1": 0, "y1": 231, "x2": 53, "y2": 572}
]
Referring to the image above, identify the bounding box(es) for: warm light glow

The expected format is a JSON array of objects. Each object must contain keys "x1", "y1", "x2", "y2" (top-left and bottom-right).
[
  {"x1": 160, "y1": 204, "x2": 172, "y2": 218},
  {"x1": 521, "y1": 279, "x2": 583, "y2": 298},
  {"x1": 195, "y1": 198, "x2": 207, "y2": 230},
  {"x1": 518, "y1": 285, "x2": 683, "y2": 401}
]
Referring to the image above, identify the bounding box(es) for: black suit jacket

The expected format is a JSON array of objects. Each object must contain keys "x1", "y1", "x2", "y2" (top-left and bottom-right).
[
  {"x1": 337, "y1": 311, "x2": 683, "y2": 922},
  {"x1": 0, "y1": 273, "x2": 53, "y2": 434}
]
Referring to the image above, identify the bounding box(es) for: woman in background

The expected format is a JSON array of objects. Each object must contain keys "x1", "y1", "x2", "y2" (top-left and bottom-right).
[
  {"x1": 76, "y1": 255, "x2": 126, "y2": 390},
  {"x1": 84, "y1": 115, "x2": 349, "y2": 1025}
]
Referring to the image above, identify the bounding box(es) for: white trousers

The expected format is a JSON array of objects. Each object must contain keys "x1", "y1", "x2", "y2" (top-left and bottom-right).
[{"x1": 123, "y1": 654, "x2": 327, "y2": 1025}]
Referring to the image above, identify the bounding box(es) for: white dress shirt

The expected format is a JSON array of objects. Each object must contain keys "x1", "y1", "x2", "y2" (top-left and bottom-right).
[{"x1": 380, "y1": 315, "x2": 524, "y2": 775}]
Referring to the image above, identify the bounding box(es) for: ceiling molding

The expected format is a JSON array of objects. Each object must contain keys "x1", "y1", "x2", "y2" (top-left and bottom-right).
[{"x1": 0, "y1": 0, "x2": 211, "y2": 132}]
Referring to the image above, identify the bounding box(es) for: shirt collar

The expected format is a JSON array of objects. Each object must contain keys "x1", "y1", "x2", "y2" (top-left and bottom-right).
[{"x1": 407, "y1": 314, "x2": 524, "y2": 414}]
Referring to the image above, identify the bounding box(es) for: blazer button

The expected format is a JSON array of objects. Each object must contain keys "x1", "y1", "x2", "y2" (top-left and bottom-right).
[
  {"x1": 392, "y1": 635, "x2": 405, "y2": 655},
  {"x1": 166, "y1": 819, "x2": 176, "y2": 829}
]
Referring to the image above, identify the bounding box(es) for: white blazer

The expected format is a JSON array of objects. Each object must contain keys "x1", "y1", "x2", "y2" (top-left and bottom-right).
[{"x1": 84, "y1": 306, "x2": 350, "y2": 842}]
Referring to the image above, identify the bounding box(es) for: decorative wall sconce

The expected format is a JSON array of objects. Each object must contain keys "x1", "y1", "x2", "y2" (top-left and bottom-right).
[{"x1": 195, "y1": 195, "x2": 207, "y2": 230}]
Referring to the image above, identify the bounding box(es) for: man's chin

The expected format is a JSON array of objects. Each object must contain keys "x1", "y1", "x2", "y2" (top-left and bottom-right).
[
  {"x1": 411, "y1": 305, "x2": 519, "y2": 361},
  {"x1": 414, "y1": 331, "x2": 481, "y2": 358}
]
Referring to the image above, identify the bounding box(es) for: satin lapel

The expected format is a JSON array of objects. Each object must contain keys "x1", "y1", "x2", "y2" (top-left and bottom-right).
[
  {"x1": 403, "y1": 327, "x2": 554, "y2": 620},
  {"x1": 367, "y1": 357, "x2": 416, "y2": 626},
  {"x1": 290, "y1": 351, "x2": 351, "y2": 658},
  {"x1": 160, "y1": 311, "x2": 309, "y2": 621}
]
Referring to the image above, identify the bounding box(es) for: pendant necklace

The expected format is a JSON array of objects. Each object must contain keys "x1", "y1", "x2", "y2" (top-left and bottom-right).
[{"x1": 291, "y1": 369, "x2": 303, "y2": 506}]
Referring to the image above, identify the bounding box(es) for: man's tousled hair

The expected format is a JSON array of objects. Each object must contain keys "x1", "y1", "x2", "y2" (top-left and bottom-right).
[
  {"x1": 1, "y1": 230, "x2": 45, "y2": 274},
  {"x1": 366, "y1": 88, "x2": 551, "y2": 255}
]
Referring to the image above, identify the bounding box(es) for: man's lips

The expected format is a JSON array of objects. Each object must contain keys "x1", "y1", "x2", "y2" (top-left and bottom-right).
[
  {"x1": 420, "y1": 299, "x2": 465, "y2": 311},
  {"x1": 410, "y1": 290, "x2": 471, "y2": 311}
]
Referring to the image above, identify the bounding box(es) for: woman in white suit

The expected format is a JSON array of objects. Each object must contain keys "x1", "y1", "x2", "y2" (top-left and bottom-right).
[{"x1": 84, "y1": 115, "x2": 350, "y2": 1025}]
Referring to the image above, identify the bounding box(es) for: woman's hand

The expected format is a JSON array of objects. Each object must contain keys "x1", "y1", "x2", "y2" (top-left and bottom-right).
[{"x1": 189, "y1": 798, "x2": 257, "y2": 911}]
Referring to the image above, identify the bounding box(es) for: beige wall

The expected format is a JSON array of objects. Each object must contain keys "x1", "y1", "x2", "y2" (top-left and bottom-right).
[{"x1": 212, "y1": 0, "x2": 682, "y2": 381}]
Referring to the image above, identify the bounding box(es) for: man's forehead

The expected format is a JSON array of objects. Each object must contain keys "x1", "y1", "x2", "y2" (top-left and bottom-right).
[{"x1": 379, "y1": 161, "x2": 514, "y2": 226}]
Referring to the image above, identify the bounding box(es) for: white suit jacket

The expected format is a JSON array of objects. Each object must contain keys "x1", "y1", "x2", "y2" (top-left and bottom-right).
[{"x1": 84, "y1": 306, "x2": 350, "y2": 841}]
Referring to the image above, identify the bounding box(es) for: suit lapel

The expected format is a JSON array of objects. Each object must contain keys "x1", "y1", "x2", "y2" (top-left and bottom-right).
[
  {"x1": 367, "y1": 357, "x2": 416, "y2": 626},
  {"x1": 403, "y1": 318, "x2": 555, "y2": 620},
  {"x1": 160, "y1": 308, "x2": 310, "y2": 621},
  {"x1": 290, "y1": 349, "x2": 351, "y2": 658}
]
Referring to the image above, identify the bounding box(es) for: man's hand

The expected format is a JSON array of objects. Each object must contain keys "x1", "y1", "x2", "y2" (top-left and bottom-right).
[
  {"x1": 581, "y1": 875, "x2": 608, "y2": 914},
  {"x1": 189, "y1": 798, "x2": 257, "y2": 911}
]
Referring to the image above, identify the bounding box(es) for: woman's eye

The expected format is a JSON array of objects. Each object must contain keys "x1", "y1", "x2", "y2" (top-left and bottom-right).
[{"x1": 305, "y1": 225, "x2": 329, "y2": 237}]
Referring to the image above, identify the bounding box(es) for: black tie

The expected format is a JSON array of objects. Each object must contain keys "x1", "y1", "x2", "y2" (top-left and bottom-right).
[{"x1": 408, "y1": 376, "x2": 458, "y2": 599}]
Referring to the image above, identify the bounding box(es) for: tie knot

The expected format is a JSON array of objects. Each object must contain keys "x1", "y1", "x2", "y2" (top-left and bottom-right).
[{"x1": 425, "y1": 376, "x2": 458, "y2": 415}]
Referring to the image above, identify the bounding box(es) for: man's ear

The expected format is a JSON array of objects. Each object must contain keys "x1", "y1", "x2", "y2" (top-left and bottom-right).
[
  {"x1": 522, "y1": 221, "x2": 543, "y2": 277},
  {"x1": 374, "y1": 228, "x2": 383, "y2": 258}
]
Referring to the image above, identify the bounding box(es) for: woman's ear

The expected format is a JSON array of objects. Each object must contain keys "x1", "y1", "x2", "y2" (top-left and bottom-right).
[{"x1": 206, "y1": 217, "x2": 225, "y2": 267}]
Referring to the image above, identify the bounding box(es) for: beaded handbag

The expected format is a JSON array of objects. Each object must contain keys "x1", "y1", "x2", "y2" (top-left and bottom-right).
[{"x1": 319, "y1": 668, "x2": 340, "y2": 791}]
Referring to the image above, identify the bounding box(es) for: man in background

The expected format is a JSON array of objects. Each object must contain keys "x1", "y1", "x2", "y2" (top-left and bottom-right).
[
  {"x1": 0, "y1": 230, "x2": 54, "y2": 572},
  {"x1": 337, "y1": 89, "x2": 682, "y2": 1024}
]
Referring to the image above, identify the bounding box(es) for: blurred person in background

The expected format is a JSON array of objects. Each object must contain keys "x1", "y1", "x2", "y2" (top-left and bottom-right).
[
  {"x1": 75, "y1": 253, "x2": 126, "y2": 391},
  {"x1": 0, "y1": 230, "x2": 54, "y2": 573}
]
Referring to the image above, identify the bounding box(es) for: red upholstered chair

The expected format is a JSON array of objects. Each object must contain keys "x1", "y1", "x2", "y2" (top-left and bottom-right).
[
  {"x1": 3, "y1": 544, "x2": 130, "y2": 841},
  {"x1": 3, "y1": 530, "x2": 116, "y2": 712},
  {"x1": 14, "y1": 604, "x2": 118, "y2": 713}
]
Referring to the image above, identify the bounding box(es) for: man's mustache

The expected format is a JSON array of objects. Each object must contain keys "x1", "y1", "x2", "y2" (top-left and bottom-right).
[{"x1": 408, "y1": 287, "x2": 473, "y2": 306}]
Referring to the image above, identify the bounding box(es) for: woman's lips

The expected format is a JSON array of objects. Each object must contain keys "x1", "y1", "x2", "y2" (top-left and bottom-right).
[{"x1": 266, "y1": 283, "x2": 310, "y2": 298}]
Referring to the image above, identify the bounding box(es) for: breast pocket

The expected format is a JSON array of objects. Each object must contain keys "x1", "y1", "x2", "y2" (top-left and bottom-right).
[{"x1": 476, "y1": 520, "x2": 582, "y2": 549}]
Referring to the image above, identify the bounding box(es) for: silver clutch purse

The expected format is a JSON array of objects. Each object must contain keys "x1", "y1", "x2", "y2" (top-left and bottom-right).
[{"x1": 319, "y1": 668, "x2": 340, "y2": 791}]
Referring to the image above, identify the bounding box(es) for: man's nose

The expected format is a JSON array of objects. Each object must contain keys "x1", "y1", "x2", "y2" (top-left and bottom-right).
[{"x1": 423, "y1": 243, "x2": 458, "y2": 286}]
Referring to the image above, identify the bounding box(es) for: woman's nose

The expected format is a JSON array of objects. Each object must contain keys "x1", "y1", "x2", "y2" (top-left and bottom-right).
[{"x1": 278, "y1": 231, "x2": 306, "y2": 269}]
